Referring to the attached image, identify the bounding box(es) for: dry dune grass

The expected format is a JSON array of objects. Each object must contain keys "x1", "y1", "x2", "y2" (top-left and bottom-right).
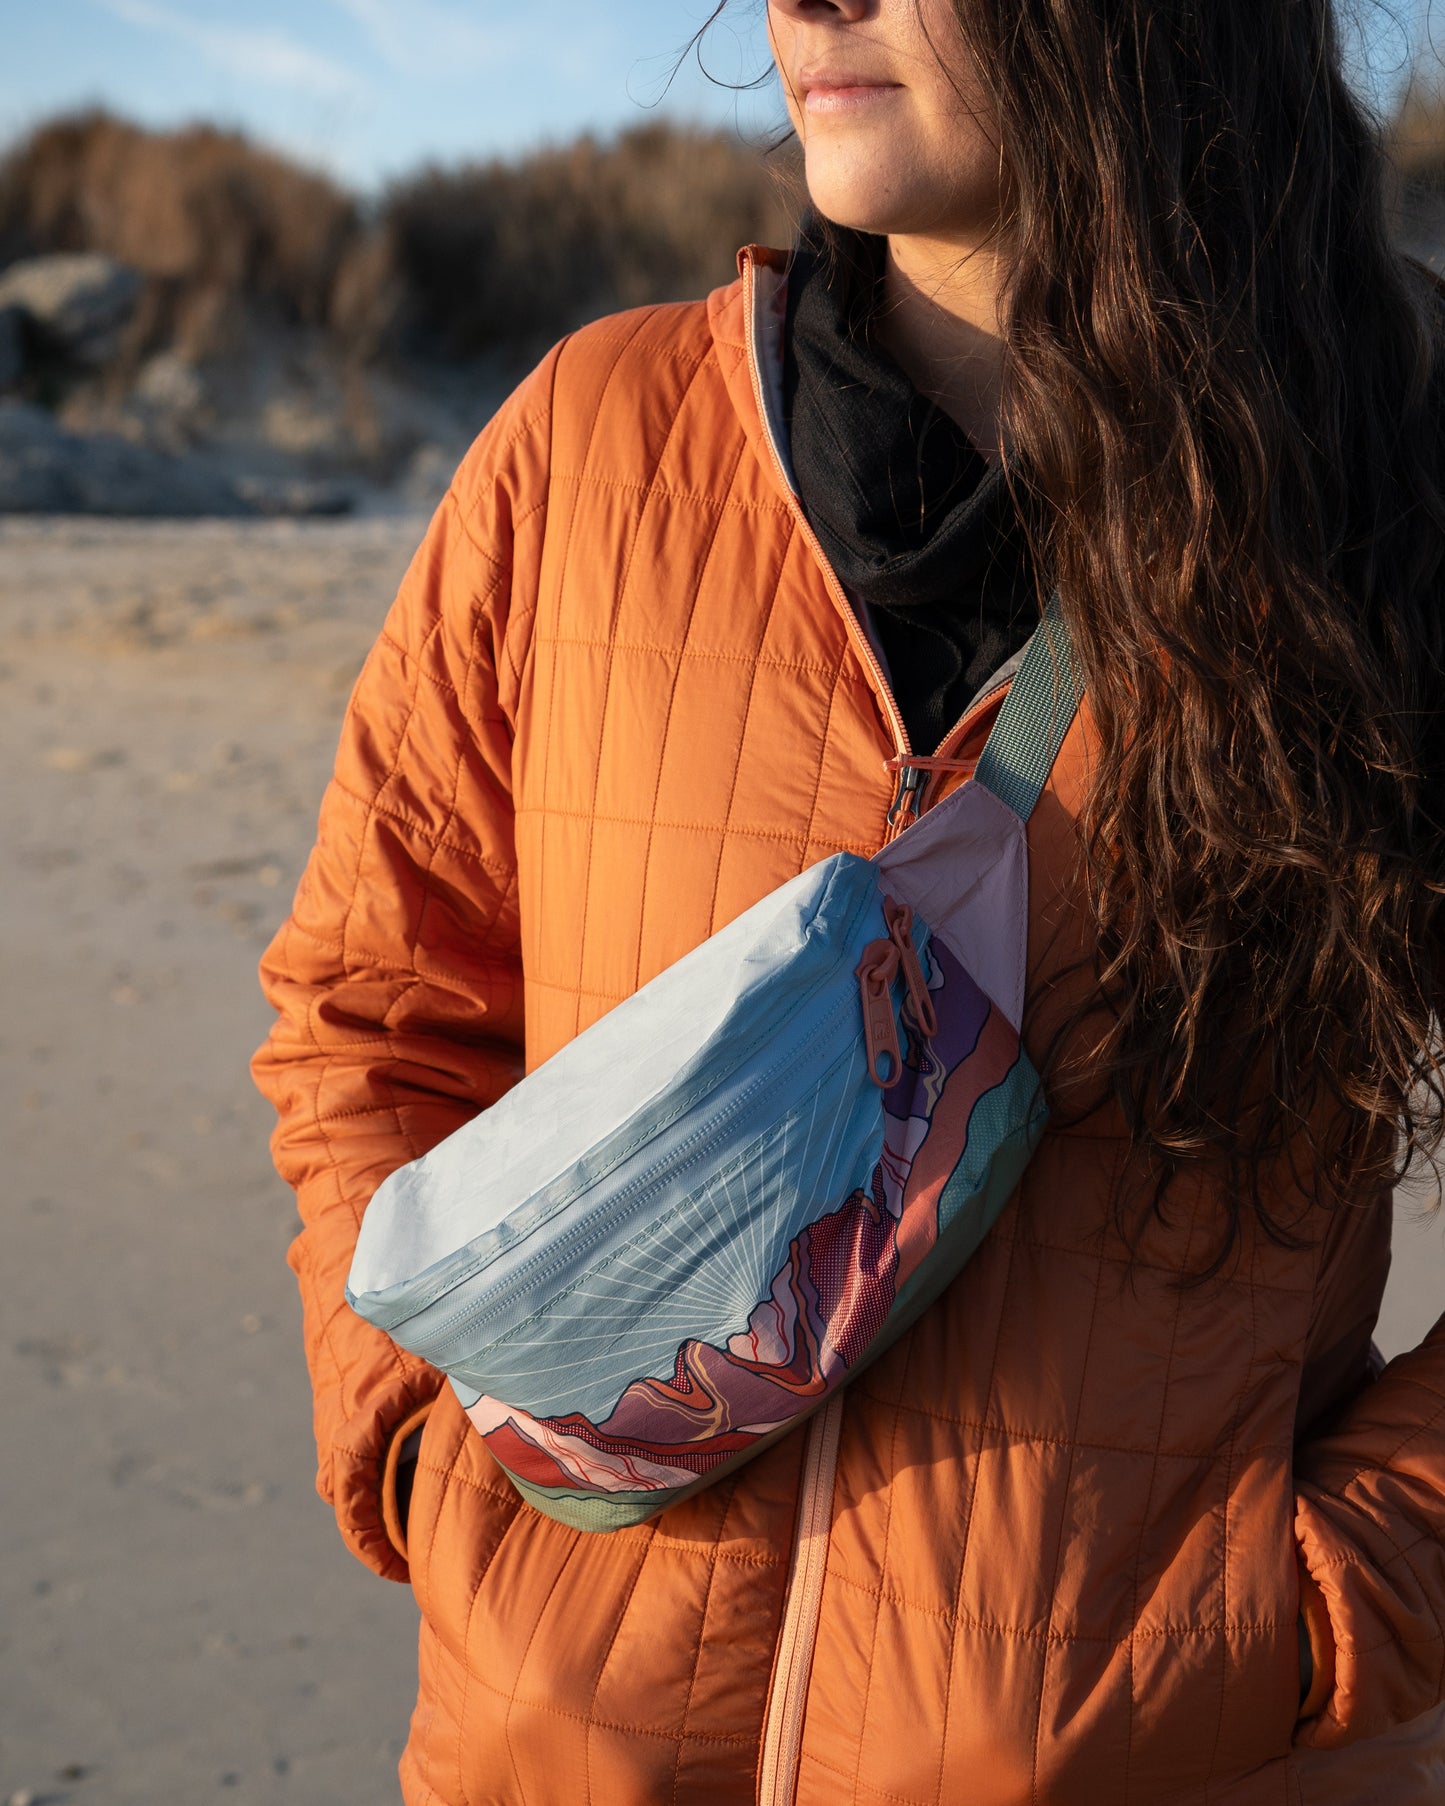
[{"x1": 0, "y1": 111, "x2": 797, "y2": 375}]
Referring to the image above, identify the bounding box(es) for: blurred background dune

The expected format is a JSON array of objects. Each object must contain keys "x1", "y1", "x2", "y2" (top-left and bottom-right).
[
  {"x1": 0, "y1": 110, "x2": 795, "y2": 514},
  {"x1": 2, "y1": 3, "x2": 1444, "y2": 1802}
]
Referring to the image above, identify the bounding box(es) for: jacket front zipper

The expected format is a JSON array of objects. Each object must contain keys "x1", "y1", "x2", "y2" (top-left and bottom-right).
[
  {"x1": 739, "y1": 254, "x2": 1014, "y2": 853},
  {"x1": 887, "y1": 763, "x2": 929, "y2": 834},
  {"x1": 758, "y1": 1392, "x2": 845, "y2": 1806},
  {"x1": 741, "y1": 251, "x2": 1022, "y2": 1804},
  {"x1": 742, "y1": 250, "x2": 1030, "y2": 1801}
]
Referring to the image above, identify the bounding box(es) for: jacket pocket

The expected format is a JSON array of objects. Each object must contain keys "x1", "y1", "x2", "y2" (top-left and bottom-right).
[
  {"x1": 381, "y1": 1396, "x2": 438, "y2": 1567},
  {"x1": 1243, "y1": 1462, "x2": 1317, "y2": 1763},
  {"x1": 406, "y1": 1384, "x2": 525, "y2": 1649}
]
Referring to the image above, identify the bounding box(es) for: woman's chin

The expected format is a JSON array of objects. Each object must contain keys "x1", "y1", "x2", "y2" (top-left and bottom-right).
[
  {"x1": 802, "y1": 173, "x2": 910, "y2": 239},
  {"x1": 802, "y1": 162, "x2": 1008, "y2": 248},
  {"x1": 800, "y1": 145, "x2": 966, "y2": 242}
]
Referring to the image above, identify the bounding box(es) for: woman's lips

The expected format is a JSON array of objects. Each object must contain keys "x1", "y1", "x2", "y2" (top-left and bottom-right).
[{"x1": 800, "y1": 79, "x2": 903, "y2": 117}]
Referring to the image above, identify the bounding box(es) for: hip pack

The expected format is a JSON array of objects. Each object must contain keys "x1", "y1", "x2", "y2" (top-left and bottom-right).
[{"x1": 347, "y1": 605, "x2": 1079, "y2": 1532}]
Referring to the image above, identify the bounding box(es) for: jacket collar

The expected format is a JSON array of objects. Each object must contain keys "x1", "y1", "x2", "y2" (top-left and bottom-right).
[{"x1": 707, "y1": 245, "x2": 799, "y2": 504}]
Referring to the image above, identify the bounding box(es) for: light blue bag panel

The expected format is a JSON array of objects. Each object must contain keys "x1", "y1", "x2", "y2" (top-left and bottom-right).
[
  {"x1": 354, "y1": 856, "x2": 895, "y2": 1394},
  {"x1": 350, "y1": 852, "x2": 887, "y2": 1347}
]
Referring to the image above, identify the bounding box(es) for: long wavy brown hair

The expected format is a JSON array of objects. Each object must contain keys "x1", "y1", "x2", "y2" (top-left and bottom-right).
[
  {"x1": 712, "y1": 0, "x2": 1445, "y2": 1262},
  {"x1": 952, "y1": 0, "x2": 1445, "y2": 1263}
]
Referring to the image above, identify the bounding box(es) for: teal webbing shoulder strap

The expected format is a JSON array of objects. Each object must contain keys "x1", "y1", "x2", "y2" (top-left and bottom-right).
[{"x1": 972, "y1": 594, "x2": 1079, "y2": 823}]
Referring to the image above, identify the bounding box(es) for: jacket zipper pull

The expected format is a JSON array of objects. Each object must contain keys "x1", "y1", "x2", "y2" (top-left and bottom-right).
[
  {"x1": 856, "y1": 942, "x2": 903, "y2": 1088},
  {"x1": 886, "y1": 764, "x2": 926, "y2": 835},
  {"x1": 882, "y1": 898, "x2": 939, "y2": 1040}
]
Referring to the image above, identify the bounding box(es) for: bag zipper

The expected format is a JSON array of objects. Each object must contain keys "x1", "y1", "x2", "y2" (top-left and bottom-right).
[
  {"x1": 743, "y1": 251, "x2": 1018, "y2": 1801},
  {"x1": 884, "y1": 898, "x2": 938, "y2": 1038},
  {"x1": 855, "y1": 939, "x2": 904, "y2": 1088}
]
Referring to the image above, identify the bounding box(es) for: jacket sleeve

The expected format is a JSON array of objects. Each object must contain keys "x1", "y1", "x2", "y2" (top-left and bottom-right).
[
  {"x1": 251, "y1": 349, "x2": 556, "y2": 1582},
  {"x1": 1293, "y1": 1232, "x2": 1445, "y2": 1748}
]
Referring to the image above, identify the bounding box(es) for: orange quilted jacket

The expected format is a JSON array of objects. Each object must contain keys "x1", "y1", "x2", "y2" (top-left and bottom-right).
[{"x1": 253, "y1": 250, "x2": 1445, "y2": 1805}]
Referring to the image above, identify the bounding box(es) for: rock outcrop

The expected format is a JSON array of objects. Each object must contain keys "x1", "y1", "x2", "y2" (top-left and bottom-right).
[{"x1": 0, "y1": 254, "x2": 143, "y2": 367}]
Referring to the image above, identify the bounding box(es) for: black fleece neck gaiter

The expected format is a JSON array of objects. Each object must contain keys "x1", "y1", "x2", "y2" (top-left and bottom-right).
[{"x1": 782, "y1": 228, "x2": 1038, "y2": 753}]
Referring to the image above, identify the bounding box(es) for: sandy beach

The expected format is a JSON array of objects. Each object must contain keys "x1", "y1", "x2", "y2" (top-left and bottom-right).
[
  {"x1": 1, "y1": 517, "x2": 426, "y2": 1805},
  {"x1": 2, "y1": 514, "x2": 1442, "y2": 1805}
]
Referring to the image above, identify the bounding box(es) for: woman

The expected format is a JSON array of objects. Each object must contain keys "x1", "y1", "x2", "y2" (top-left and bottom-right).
[{"x1": 253, "y1": 0, "x2": 1445, "y2": 1799}]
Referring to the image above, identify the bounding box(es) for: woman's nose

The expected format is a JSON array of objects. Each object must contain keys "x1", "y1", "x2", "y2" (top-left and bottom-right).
[{"x1": 768, "y1": 0, "x2": 874, "y2": 22}]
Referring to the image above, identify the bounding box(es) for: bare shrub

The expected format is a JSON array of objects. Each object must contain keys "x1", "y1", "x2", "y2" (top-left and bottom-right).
[{"x1": 368, "y1": 123, "x2": 798, "y2": 362}]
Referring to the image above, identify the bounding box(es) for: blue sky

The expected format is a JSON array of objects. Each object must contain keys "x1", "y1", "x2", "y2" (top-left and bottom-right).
[{"x1": 0, "y1": 0, "x2": 1435, "y2": 195}]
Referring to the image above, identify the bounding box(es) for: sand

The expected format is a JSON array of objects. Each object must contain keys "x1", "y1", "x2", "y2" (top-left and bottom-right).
[
  {"x1": 1, "y1": 517, "x2": 425, "y2": 1806},
  {"x1": 2, "y1": 514, "x2": 1442, "y2": 1805}
]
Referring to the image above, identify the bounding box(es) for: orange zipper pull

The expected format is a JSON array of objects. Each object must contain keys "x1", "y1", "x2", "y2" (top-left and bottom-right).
[
  {"x1": 883, "y1": 897, "x2": 938, "y2": 1039},
  {"x1": 856, "y1": 941, "x2": 903, "y2": 1088}
]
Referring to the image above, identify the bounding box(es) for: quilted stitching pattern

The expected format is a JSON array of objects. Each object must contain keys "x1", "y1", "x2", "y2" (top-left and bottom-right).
[
  {"x1": 253, "y1": 347, "x2": 560, "y2": 1579},
  {"x1": 253, "y1": 281, "x2": 1445, "y2": 1803}
]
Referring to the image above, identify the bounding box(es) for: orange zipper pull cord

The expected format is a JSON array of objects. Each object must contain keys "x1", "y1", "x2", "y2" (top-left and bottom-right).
[
  {"x1": 882, "y1": 897, "x2": 939, "y2": 1039},
  {"x1": 882, "y1": 755, "x2": 976, "y2": 774},
  {"x1": 855, "y1": 941, "x2": 903, "y2": 1088},
  {"x1": 883, "y1": 755, "x2": 977, "y2": 837}
]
